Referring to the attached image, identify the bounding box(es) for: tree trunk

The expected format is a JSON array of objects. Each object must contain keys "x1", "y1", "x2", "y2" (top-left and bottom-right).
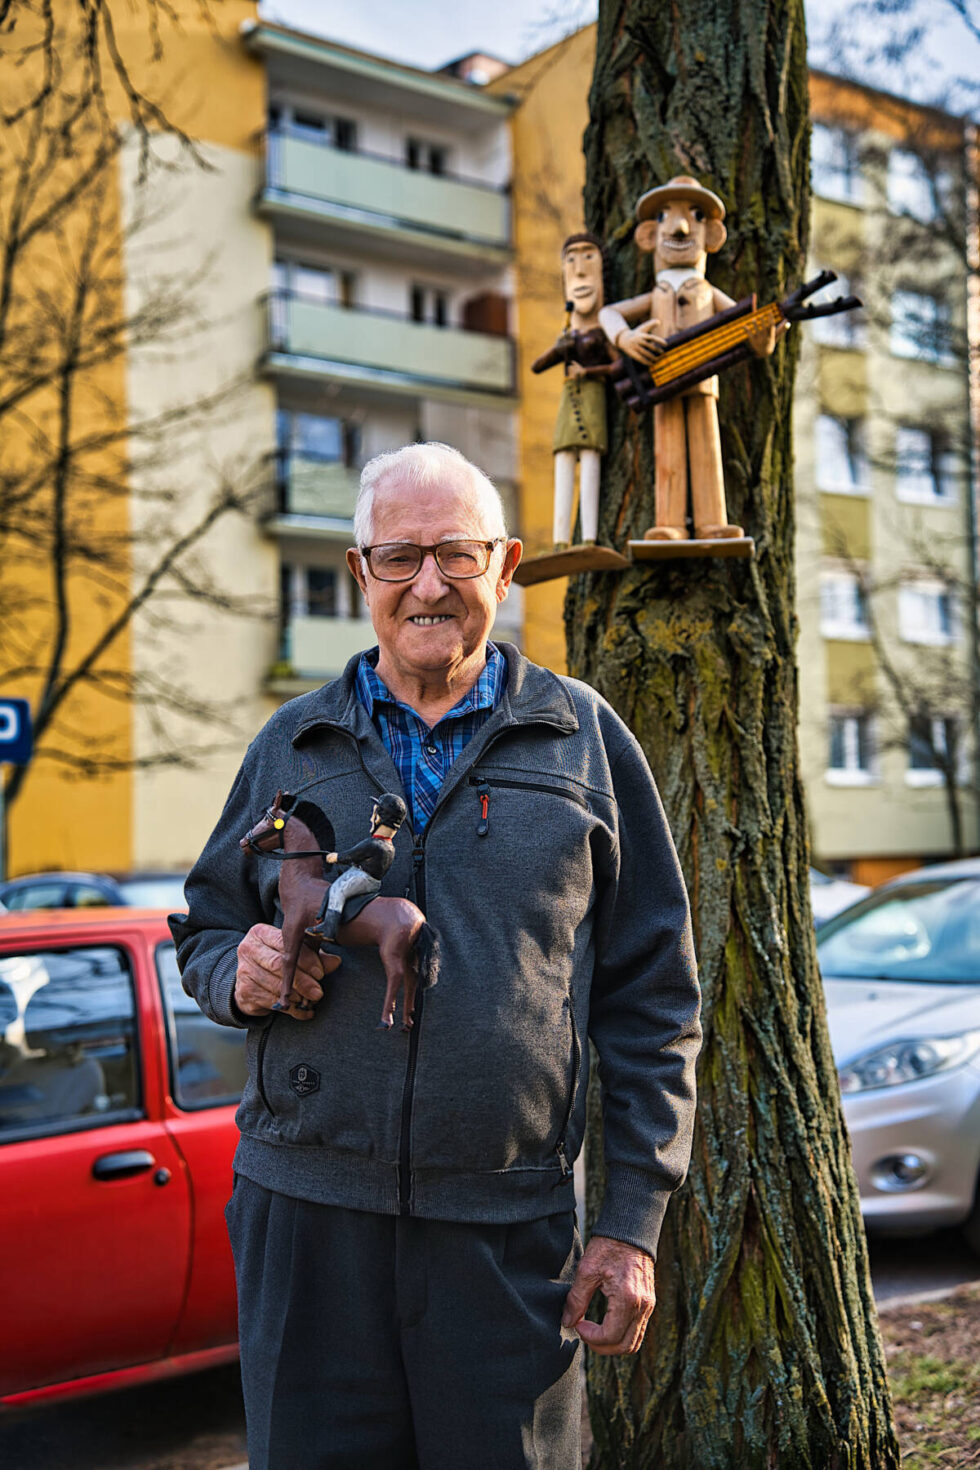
[{"x1": 571, "y1": 3, "x2": 901, "y2": 1466}]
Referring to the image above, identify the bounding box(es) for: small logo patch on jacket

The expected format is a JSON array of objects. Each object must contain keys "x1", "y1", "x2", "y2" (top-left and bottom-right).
[{"x1": 289, "y1": 1064, "x2": 320, "y2": 1097}]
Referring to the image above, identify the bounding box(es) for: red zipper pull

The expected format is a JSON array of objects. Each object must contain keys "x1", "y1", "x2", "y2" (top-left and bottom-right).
[{"x1": 476, "y1": 783, "x2": 490, "y2": 837}]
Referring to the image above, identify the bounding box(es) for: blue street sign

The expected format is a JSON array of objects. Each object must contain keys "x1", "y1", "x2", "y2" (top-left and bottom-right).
[{"x1": 0, "y1": 699, "x2": 32, "y2": 765}]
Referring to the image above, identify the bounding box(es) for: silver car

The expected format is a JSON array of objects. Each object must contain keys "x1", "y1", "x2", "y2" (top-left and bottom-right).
[{"x1": 818, "y1": 857, "x2": 980, "y2": 1252}]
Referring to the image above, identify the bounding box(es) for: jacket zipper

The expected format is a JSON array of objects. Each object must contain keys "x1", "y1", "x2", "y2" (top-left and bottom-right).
[
  {"x1": 256, "y1": 1022, "x2": 276, "y2": 1117},
  {"x1": 469, "y1": 774, "x2": 590, "y2": 837},
  {"x1": 554, "y1": 1004, "x2": 581, "y2": 1184},
  {"x1": 398, "y1": 834, "x2": 426, "y2": 1212}
]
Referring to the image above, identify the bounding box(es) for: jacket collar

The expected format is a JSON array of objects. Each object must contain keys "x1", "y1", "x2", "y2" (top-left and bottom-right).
[{"x1": 290, "y1": 641, "x2": 579, "y2": 748}]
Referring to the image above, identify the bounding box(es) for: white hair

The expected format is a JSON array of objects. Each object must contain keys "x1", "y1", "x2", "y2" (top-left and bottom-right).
[{"x1": 353, "y1": 442, "x2": 507, "y2": 548}]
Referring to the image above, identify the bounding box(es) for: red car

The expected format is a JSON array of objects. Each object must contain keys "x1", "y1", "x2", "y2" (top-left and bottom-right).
[{"x1": 0, "y1": 909, "x2": 245, "y2": 1408}]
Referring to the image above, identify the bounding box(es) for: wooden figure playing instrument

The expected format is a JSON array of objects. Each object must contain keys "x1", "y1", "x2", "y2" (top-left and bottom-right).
[
  {"x1": 240, "y1": 790, "x2": 440, "y2": 1030},
  {"x1": 599, "y1": 175, "x2": 780, "y2": 545}
]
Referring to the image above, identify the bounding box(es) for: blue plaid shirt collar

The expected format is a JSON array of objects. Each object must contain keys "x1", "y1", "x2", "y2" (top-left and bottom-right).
[{"x1": 354, "y1": 643, "x2": 506, "y2": 833}]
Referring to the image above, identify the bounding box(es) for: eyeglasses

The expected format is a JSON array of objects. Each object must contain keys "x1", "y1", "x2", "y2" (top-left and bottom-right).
[{"x1": 360, "y1": 539, "x2": 505, "y2": 582}]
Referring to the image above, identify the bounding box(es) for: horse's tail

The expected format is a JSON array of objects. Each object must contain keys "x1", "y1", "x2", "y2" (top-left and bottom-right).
[{"x1": 414, "y1": 922, "x2": 441, "y2": 990}]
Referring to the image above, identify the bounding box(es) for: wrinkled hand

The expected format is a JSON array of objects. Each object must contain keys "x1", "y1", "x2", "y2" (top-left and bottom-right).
[
  {"x1": 234, "y1": 923, "x2": 340, "y2": 1022},
  {"x1": 618, "y1": 320, "x2": 666, "y2": 365},
  {"x1": 561, "y1": 1235, "x2": 656, "y2": 1355}
]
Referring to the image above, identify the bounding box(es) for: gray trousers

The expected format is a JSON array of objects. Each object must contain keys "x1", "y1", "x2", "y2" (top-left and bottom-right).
[{"x1": 225, "y1": 1175, "x2": 582, "y2": 1470}]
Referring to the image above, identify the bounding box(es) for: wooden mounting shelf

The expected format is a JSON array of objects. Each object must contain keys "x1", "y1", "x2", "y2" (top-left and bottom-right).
[
  {"x1": 627, "y1": 537, "x2": 755, "y2": 562},
  {"x1": 514, "y1": 544, "x2": 631, "y2": 588}
]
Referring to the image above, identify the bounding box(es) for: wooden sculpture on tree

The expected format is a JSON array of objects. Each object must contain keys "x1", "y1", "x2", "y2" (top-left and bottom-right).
[
  {"x1": 515, "y1": 233, "x2": 629, "y2": 588},
  {"x1": 599, "y1": 175, "x2": 779, "y2": 550}
]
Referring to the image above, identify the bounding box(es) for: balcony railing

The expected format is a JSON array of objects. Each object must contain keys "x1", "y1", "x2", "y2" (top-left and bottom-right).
[
  {"x1": 266, "y1": 291, "x2": 515, "y2": 399},
  {"x1": 274, "y1": 453, "x2": 360, "y2": 521},
  {"x1": 283, "y1": 614, "x2": 373, "y2": 678},
  {"x1": 265, "y1": 129, "x2": 510, "y2": 251}
]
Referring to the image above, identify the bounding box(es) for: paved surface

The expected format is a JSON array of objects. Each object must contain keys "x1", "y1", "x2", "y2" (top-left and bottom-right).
[{"x1": 2, "y1": 1229, "x2": 978, "y2": 1469}]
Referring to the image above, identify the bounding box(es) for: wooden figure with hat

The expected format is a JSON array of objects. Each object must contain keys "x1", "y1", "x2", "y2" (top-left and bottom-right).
[{"x1": 599, "y1": 175, "x2": 781, "y2": 556}]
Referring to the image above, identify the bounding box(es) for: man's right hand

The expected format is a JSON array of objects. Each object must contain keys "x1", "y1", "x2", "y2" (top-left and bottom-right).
[
  {"x1": 234, "y1": 923, "x2": 340, "y2": 1022},
  {"x1": 618, "y1": 319, "x2": 666, "y2": 365}
]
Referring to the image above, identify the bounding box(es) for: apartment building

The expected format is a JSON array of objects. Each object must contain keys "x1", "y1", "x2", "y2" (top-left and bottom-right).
[
  {"x1": 497, "y1": 28, "x2": 978, "y2": 882},
  {"x1": 243, "y1": 22, "x2": 521, "y2": 700},
  {"x1": 796, "y1": 73, "x2": 977, "y2": 881},
  {"x1": 4, "y1": 13, "x2": 521, "y2": 876}
]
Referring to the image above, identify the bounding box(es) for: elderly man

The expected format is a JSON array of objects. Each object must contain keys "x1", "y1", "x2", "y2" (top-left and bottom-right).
[{"x1": 173, "y1": 442, "x2": 701, "y2": 1470}]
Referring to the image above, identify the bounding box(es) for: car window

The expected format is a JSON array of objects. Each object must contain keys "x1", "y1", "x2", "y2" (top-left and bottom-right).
[
  {"x1": 71, "y1": 885, "x2": 112, "y2": 909},
  {"x1": 3, "y1": 883, "x2": 67, "y2": 911},
  {"x1": 156, "y1": 943, "x2": 246, "y2": 1109},
  {"x1": 119, "y1": 877, "x2": 187, "y2": 910},
  {"x1": 818, "y1": 878, "x2": 980, "y2": 983},
  {"x1": 0, "y1": 945, "x2": 141, "y2": 1140}
]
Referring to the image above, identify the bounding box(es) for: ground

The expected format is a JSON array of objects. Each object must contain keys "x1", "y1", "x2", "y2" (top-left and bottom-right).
[{"x1": 880, "y1": 1282, "x2": 980, "y2": 1468}]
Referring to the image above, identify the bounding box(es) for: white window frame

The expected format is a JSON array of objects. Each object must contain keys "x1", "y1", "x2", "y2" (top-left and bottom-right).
[
  {"x1": 815, "y1": 413, "x2": 870, "y2": 495},
  {"x1": 826, "y1": 710, "x2": 877, "y2": 786},
  {"x1": 906, "y1": 714, "x2": 967, "y2": 787},
  {"x1": 820, "y1": 570, "x2": 870, "y2": 641},
  {"x1": 889, "y1": 290, "x2": 956, "y2": 367},
  {"x1": 898, "y1": 579, "x2": 956, "y2": 646},
  {"x1": 811, "y1": 124, "x2": 863, "y2": 205},
  {"x1": 894, "y1": 426, "x2": 958, "y2": 505}
]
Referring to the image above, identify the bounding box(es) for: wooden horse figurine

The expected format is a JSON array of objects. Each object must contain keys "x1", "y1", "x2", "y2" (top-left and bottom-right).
[{"x1": 240, "y1": 790, "x2": 440, "y2": 1030}]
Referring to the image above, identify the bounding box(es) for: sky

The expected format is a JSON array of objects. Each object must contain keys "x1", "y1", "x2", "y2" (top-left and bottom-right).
[{"x1": 259, "y1": 0, "x2": 979, "y2": 112}]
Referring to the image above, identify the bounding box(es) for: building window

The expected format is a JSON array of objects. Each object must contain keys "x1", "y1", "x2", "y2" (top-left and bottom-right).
[
  {"x1": 406, "y1": 138, "x2": 449, "y2": 175},
  {"x1": 811, "y1": 123, "x2": 863, "y2": 204},
  {"x1": 272, "y1": 260, "x2": 356, "y2": 310},
  {"x1": 268, "y1": 104, "x2": 357, "y2": 151},
  {"x1": 898, "y1": 581, "x2": 955, "y2": 645},
  {"x1": 411, "y1": 285, "x2": 449, "y2": 327},
  {"x1": 887, "y1": 148, "x2": 950, "y2": 222},
  {"x1": 816, "y1": 414, "x2": 869, "y2": 494},
  {"x1": 827, "y1": 713, "x2": 875, "y2": 784},
  {"x1": 890, "y1": 290, "x2": 955, "y2": 366},
  {"x1": 281, "y1": 564, "x2": 338, "y2": 620},
  {"x1": 907, "y1": 714, "x2": 961, "y2": 786},
  {"x1": 894, "y1": 426, "x2": 957, "y2": 504},
  {"x1": 811, "y1": 269, "x2": 866, "y2": 349},
  {"x1": 820, "y1": 571, "x2": 869, "y2": 640}
]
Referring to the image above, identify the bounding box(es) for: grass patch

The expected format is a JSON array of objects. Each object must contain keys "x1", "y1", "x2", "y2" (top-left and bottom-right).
[{"x1": 880, "y1": 1285, "x2": 980, "y2": 1467}]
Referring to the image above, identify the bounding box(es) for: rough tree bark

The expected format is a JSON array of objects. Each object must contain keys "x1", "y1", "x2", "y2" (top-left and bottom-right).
[{"x1": 570, "y1": 3, "x2": 901, "y2": 1466}]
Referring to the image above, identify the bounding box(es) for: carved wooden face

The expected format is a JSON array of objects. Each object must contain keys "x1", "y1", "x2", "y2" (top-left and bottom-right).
[
  {"x1": 635, "y1": 200, "x2": 727, "y2": 276},
  {"x1": 561, "y1": 242, "x2": 604, "y2": 318}
]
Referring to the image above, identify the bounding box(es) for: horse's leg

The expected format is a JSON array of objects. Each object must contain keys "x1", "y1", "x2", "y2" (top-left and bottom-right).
[
  {"x1": 378, "y1": 928, "x2": 416, "y2": 1032},
  {"x1": 275, "y1": 911, "x2": 308, "y2": 1011}
]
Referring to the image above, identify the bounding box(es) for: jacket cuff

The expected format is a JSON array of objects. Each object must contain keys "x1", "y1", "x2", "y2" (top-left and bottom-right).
[
  {"x1": 208, "y1": 946, "x2": 252, "y2": 1030},
  {"x1": 593, "y1": 1166, "x2": 672, "y2": 1261}
]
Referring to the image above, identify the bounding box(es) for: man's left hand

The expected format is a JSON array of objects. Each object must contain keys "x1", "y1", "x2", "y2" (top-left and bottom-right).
[{"x1": 561, "y1": 1235, "x2": 655, "y2": 1355}]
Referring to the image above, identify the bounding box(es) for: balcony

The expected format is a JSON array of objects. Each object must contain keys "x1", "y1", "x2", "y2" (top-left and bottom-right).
[
  {"x1": 278, "y1": 614, "x2": 374, "y2": 686},
  {"x1": 265, "y1": 292, "x2": 516, "y2": 408},
  {"x1": 260, "y1": 129, "x2": 511, "y2": 268},
  {"x1": 265, "y1": 454, "x2": 360, "y2": 541}
]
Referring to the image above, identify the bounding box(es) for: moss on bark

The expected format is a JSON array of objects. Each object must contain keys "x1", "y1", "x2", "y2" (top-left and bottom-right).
[{"x1": 571, "y1": 3, "x2": 901, "y2": 1465}]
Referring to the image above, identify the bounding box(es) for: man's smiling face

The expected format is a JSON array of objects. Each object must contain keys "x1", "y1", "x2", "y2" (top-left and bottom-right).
[
  {"x1": 652, "y1": 199, "x2": 712, "y2": 274},
  {"x1": 347, "y1": 473, "x2": 520, "y2": 688}
]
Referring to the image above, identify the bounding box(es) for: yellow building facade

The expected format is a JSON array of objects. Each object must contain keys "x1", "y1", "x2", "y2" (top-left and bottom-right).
[{"x1": 2, "y1": 0, "x2": 276, "y2": 876}]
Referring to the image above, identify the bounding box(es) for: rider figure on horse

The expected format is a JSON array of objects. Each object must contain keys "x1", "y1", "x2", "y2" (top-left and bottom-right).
[{"x1": 305, "y1": 791, "x2": 407, "y2": 945}]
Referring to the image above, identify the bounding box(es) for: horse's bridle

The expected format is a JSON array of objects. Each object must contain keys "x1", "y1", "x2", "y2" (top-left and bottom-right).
[{"x1": 244, "y1": 807, "x2": 334, "y2": 861}]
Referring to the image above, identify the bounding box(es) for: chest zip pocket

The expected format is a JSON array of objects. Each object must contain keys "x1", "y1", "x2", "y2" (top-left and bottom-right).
[{"x1": 470, "y1": 774, "x2": 590, "y2": 837}]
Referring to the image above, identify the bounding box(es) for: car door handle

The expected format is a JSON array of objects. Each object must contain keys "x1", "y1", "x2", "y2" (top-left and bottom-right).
[{"x1": 92, "y1": 1149, "x2": 156, "y2": 1181}]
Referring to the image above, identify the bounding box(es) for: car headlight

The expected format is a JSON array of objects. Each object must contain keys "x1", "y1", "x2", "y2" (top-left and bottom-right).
[{"x1": 838, "y1": 1030, "x2": 980, "y2": 1094}]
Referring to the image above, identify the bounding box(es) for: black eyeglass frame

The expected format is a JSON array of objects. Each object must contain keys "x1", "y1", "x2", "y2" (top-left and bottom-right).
[{"x1": 359, "y1": 538, "x2": 507, "y2": 582}]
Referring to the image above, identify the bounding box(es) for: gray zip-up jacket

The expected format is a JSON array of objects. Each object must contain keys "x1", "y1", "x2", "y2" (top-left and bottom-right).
[{"x1": 171, "y1": 644, "x2": 701, "y2": 1259}]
